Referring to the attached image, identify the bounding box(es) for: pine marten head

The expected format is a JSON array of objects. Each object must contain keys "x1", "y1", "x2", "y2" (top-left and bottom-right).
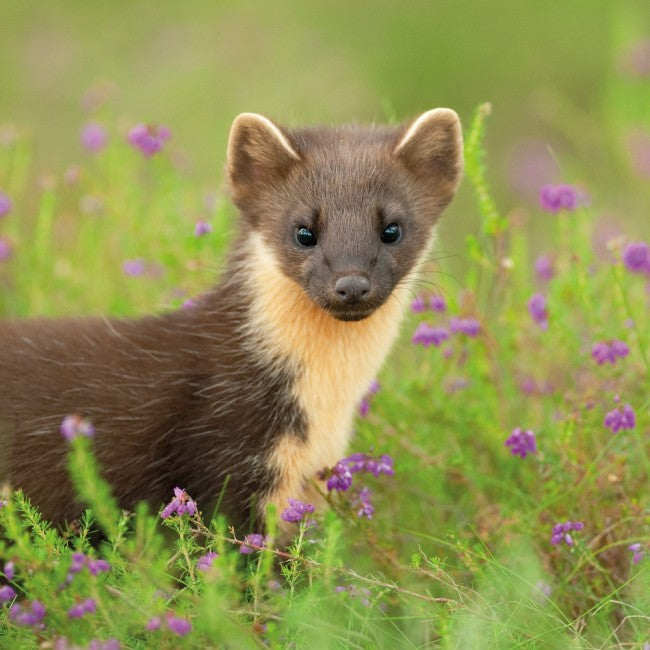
[{"x1": 226, "y1": 110, "x2": 463, "y2": 322}]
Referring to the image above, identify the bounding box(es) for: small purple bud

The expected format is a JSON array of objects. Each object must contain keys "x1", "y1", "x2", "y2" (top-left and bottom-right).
[
  {"x1": 128, "y1": 123, "x2": 171, "y2": 158},
  {"x1": 0, "y1": 191, "x2": 12, "y2": 218},
  {"x1": 146, "y1": 616, "x2": 162, "y2": 631},
  {"x1": 3, "y1": 561, "x2": 15, "y2": 581},
  {"x1": 87, "y1": 558, "x2": 110, "y2": 576},
  {"x1": 430, "y1": 295, "x2": 447, "y2": 312},
  {"x1": 196, "y1": 551, "x2": 218, "y2": 571},
  {"x1": 0, "y1": 585, "x2": 16, "y2": 603},
  {"x1": 123, "y1": 258, "x2": 146, "y2": 277},
  {"x1": 194, "y1": 220, "x2": 212, "y2": 237},
  {"x1": 410, "y1": 295, "x2": 426, "y2": 313},
  {"x1": 167, "y1": 615, "x2": 192, "y2": 637},
  {"x1": 60, "y1": 415, "x2": 95, "y2": 441},
  {"x1": 622, "y1": 242, "x2": 650, "y2": 274},
  {"x1": 81, "y1": 122, "x2": 108, "y2": 154},
  {"x1": 240, "y1": 533, "x2": 266, "y2": 554},
  {"x1": 534, "y1": 254, "x2": 555, "y2": 281},
  {"x1": 528, "y1": 293, "x2": 549, "y2": 329}
]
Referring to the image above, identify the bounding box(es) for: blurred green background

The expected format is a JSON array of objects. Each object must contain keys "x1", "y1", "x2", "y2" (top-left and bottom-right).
[{"x1": 1, "y1": 0, "x2": 649, "y2": 252}]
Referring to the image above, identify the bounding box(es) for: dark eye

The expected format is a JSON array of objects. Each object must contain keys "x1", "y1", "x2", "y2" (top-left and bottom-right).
[
  {"x1": 296, "y1": 226, "x2": 317, "y2": 247},
  {"x1": 381, "y1": 223, "x2": 402, "y2": 244}
]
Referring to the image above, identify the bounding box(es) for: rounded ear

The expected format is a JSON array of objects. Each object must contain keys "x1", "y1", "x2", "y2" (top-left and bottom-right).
[
  {"x1": 226, "y1": 113, "x2": 300, "y2": 198},
  {"x1": 393, "y1": 108, "x2": 463, "y2": 199}
]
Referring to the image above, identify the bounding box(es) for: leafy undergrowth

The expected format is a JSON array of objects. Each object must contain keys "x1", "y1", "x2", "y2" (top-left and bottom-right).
[{"x1": 0, "y1": 101, "x2": 649, "y2": 648}]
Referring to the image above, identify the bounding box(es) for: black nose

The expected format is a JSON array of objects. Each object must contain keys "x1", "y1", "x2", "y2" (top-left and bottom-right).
[{"x1": 334, "y1": 275, "x2": 371, "y2": 304}]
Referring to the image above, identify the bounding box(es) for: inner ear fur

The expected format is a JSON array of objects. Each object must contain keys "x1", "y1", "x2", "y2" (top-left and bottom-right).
[
  {"x1": 226, "y1": 113, "x2": 299, "y2": 199},
  {"x1": 393, "y1": 108, "x2": 463, "y2": 198}
]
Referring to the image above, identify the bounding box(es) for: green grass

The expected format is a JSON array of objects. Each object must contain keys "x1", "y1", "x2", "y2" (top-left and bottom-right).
[{"x1": 1, "y1": 37, "x2": 650, "y2": 650}]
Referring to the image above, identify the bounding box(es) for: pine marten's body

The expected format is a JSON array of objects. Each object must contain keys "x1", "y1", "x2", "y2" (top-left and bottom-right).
[{"x1": 0, "y1": 110, "x2": 463, "y2": 533}]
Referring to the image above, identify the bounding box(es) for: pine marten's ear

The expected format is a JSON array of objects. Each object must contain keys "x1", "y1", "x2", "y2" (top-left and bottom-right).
[
  {"x1": 227, "y1": 113, "x2": 300, "y2": 198},
  {"x1": 393, "y1": 108, "x2": 463, "y2": 200}
]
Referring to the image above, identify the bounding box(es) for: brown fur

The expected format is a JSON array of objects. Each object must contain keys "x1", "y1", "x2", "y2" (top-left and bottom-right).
[{"x1": 0, "y1": 110, "x2": 463, "y2": 533}]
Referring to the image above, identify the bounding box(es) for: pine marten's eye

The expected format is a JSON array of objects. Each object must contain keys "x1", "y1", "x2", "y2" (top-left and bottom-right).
[
  {"x1": 381, "y1": 223, "x2": 402, "y2": 244},
  {"x1": 296, "y1": 226, "x2": 318, "y2": 247}
]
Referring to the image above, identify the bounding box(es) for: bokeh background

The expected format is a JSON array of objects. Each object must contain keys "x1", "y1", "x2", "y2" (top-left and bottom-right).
[{"x1": 1, "y1": 0, "x2": 649, "y2": 262}]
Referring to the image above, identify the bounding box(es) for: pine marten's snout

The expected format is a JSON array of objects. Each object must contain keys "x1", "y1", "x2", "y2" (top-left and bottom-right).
[
  {"x1": 329, "y1": 274, "x2": 375, "y2": 321},
  {"x1": 334, "y1": 275, "x2": 370, "y2": 304}
]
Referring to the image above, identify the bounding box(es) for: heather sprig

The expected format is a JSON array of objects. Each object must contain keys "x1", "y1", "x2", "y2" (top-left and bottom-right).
[
  {"x1": 280, "y1": 498, "x2": 315, "y2": 525},
  {"x1": 160, "y1": 487, "x2": 198, "y2": 519},
  {"x1": 591, "y1": 340, "x2": 630, "y2": 365},
  {"x1": 603, "y1": 403, "x2": 636, "y2": 433},
  {"x1": 504, "y1": 428, "x2": 537, "y2": 458},
  {"x1": 550, "y1": 521, "x2": 584, "y2": 547},
  {"x1": 539, "y1": 184, "x2": 579, "y2": 213}
]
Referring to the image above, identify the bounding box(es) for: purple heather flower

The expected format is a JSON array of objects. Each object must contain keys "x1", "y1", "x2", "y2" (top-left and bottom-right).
[
  {"x1": 123, "y1": 258, "x2": 146, "y2": 277},
  {"x1": 628, "y1": 543, "x2": 646, "y2": 564},
  {"x1": 550, "y1": 521, "x2": 584, "y2": 546},
  {"x1": 68, "y1": 598, "x2": 97, "y2": 619},
  {"x1": 355, "y1": 487, "x2": 374, "y2": 519},
  {"x1": 0, "y1": 585, "x2": 16, "y2": 603},
  {"x1": 604, "y1": 404, "x2": 636, "y2": 434},
  {"x1": 0, "y1": 499, "x2": 6, "y2": 509},
  {"x1": 146, "y1": 616, "x2": 162, "y2": 631},
  {"x1": 410, "y1": 295, "x2": 426, "y2": 313},
  {"x1": 504, "y1": 428, "x2": 537, "y2": 458},
  {"x1": 161, "y1": 487, "x2": 197, "y2": 519},
  {"x1": 128, "y1": 123, "x2": 171, "y2": 158},
  {"x1": 539, "y1": 184, "x2": 579, "y2": 213},
  {"x1": 0, "y1": 191, "x2": 11, "y2": 218},
  {"x1": 0, "y1": 236, "x2": 13, "y2": 261},
  {"x1": 341, "y1": 452, "x2": 368, "y2": 474},
  {"x1": 364, "y1": 454, "x2": 395, "y2": 477},
  {"x1": 87, "y1": 558, "x2": 111, "y2": 576},
  {"x1": 358, "y1": 380, "x2": 380, "y2": 417},
  {"x1": 196, "y1": 551, "x2": 218, "y2": 571},
  {"x1": 69, "y1": 552, "x2": 87, "y2": 574},
  {"x1": 449, "y1": 317, "x2": 480, "y2": 337},
  {"x1": 534, "y1": 581, "x2": 552, "y2": 598},
  {"x1": 194, "y1": 219, "x2": 212, "y2": 237},
  {"x1": 3, "y1": 561, "x2": 15, "y2": 581},
  {"x1": 240, "y1": 533, "x2": 266, "y2": 554},
  {"x1": 9, "y1": 599, "x2": 46, "y2": 626},
  {"x1": 60, "y1": 414, "x2": 95, "y2": 440},
  {"x1": 326, "y1": 462, "x2": 354, "y2": 492},
  {"x1": 281, "y1": 498, "x2": 316, "y2": 524},
  {"x1": 528, "y1": 293, "x2": 549, "y2": 329},
  {"x1": 81, "y1": 121, "x2": 108, "y2": 154},
  {"x1": 430, "y1": 295, "x2": 447, "y2": 312},
  {"x1": 412, "y1": 322, "x2": 450, "y2": 346},
  {"x1": 64, "y1": 553, "x2": 110, "y2": 584},
  {"x1": 166, "y1": 614, "x2": 192, "y2": 637},
  {"x1": 88, "y1": 641, "x2": 120, "y2": 650},
  {"x1": 534, "y1": 254, "x2": 555, "y2": 282},
  {"x1": 622, "y1": 242, "x2": 650, "y2": 274},
  {"x1": 591, "y1": 340, "x2": 630, "y2": 365}
]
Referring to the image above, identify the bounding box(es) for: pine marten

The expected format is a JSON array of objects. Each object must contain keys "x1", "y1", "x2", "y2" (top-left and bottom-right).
[{"x1": 0, "y1": 109, "x2": 463, "y2": 534}]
